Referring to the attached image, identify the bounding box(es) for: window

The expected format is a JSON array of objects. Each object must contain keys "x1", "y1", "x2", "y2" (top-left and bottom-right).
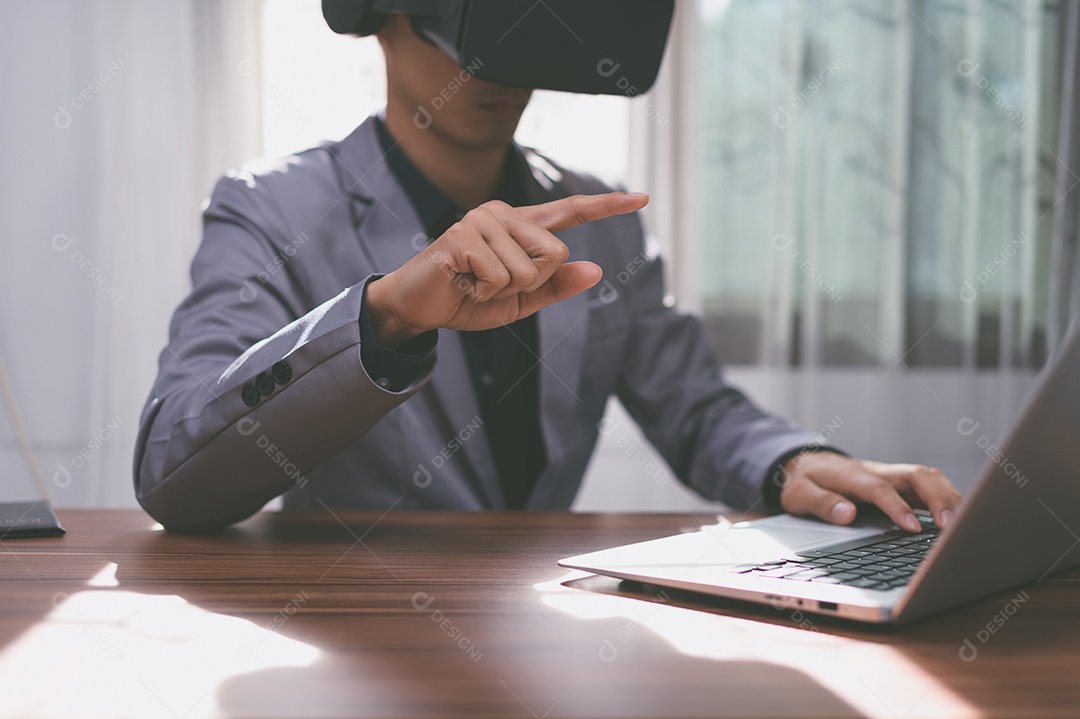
[
  {"x1": 697, "y1": 0, "x2": 1062, "y2": 369},
  {"x1": 259, "y1": 0, "x2": 629, "y2": 182}
]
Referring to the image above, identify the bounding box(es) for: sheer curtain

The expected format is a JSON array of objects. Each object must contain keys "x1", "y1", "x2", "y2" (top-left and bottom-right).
[
  {"x1": 0, "y1": 0, "x2": 262, "y2": 506},
  {"x1": 1049, "y1": 0, "x2": 1080, "y2": 353},
  {"x1": 657, "y1": 0, "x2": 1076, "y2": 493}
]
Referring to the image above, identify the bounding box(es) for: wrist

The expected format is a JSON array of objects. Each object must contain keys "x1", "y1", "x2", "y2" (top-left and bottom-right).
[{"x1": 366, "y1": 276, "x2": 424, "y2": 349}]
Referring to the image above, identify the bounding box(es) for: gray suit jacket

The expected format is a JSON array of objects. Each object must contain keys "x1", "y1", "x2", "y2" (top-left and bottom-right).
[{"x1": 134, "y1": 114, "x2": 821, "y2": 530}]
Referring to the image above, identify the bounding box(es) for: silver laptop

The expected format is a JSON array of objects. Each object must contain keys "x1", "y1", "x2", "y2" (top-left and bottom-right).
[{"x1": 561, "y1": 321, "x2": 1080, "y2": 624}]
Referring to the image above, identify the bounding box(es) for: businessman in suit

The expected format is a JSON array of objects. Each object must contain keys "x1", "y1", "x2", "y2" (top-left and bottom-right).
[{"x1": 133, "y1": 13, "x2": 961, "y2": 532}]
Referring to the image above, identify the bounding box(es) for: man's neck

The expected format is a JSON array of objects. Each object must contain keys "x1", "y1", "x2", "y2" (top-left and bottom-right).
[{"x1": 383, "y1": 105, "x2": 508, "y2": 211}]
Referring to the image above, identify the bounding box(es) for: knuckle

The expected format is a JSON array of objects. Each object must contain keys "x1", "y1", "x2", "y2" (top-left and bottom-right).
[
  {"x1": 552, "y1": 240, "x2": 570, "y2": 263},
  {"x1": 439, "y1": 224, "x2": 465, "y2": 243},
  {"x1": 917, "y1": 465, "x2": 954, "y2": 491},
  {"x1": 521, "y1": 264, "x2": 541, "y2": 286},
  {"x1": 467, "y1": 205, "x2": 497, "y2": 226},
  {"x1": 915, "y1": 464, "x2": 945, "y2": 483},
  {"x1": 481, "y1": 199, "x2": 509, "y2": 212},
  {"x1": 868, "y1": 482, "x2": 899, "y2": 504},
  {"x1": 817, "y1": 493, "x2": 840, "y2": 513}
]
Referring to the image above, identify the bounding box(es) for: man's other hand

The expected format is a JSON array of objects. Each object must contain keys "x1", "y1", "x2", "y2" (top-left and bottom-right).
[
  {"x1": 365, "y1": 192, "x2": 648, "y2": 347},
  {"x1": 779, "y1": 452, "x2": 962, "y2": 532}
]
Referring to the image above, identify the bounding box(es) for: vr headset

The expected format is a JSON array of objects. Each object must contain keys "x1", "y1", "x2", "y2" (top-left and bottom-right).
[{"x1": 322, "y1": 0, "x2": 675, "y2": 96}]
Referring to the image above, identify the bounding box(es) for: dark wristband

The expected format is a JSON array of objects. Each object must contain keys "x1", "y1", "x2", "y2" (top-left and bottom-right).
[{"x1": 359, "y1": 278, "x2": 437, "y2": 391}]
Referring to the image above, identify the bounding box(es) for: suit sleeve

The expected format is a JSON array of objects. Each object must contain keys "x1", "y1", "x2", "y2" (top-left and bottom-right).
[
  {"x1": 133, "y1": 171, "x2": 435, "y2": 531},
  {"x1": 612, "y1": 219, "x2": 841, "y2": 511}
]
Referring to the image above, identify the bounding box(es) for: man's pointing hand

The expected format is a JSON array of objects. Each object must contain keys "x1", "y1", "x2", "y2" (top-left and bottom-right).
[{"x1": 365, "y1": 192, "x2": 649, "y2": 347}]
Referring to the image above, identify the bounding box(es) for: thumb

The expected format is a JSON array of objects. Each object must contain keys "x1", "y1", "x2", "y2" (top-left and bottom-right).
[
  {"x1": 781, "y1": 476, "x2": 858, "y2": 526},
  {"x1": 517, "y1": 262, "x2": 602, "y2": 316}
]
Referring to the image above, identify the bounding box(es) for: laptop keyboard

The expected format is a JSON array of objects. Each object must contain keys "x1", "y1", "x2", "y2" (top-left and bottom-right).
[{"x1": 734, "y1": 520, "x2": 941, "y2": 591}]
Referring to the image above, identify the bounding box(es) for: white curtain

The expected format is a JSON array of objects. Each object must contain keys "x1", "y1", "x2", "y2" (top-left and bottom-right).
[
  {"x1": 0, "y1": 0, "x2": 262, "y2": 506},
  {"x1": 589, "y1": 0, "x2": 1069, "y2": 505}
]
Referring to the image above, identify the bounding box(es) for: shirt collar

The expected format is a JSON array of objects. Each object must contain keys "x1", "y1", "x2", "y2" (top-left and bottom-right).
[{"x1": 374, "y1": 115, "x2": 530, "y2": 238}]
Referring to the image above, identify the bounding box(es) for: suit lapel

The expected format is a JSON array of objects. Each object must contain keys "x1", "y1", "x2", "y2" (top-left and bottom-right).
[
  {"x1": 425, "y1": 331, "x2": 503, "y2": 507},
  {"x1": 534, "y1": 253, "x2": 591, "y2": 502},
  {"x1": 521, "y1": 153, "x2": 593, "y2": 504},
  {"x1": 331, "y1": 117, "x2": 503, "y2": 507},
  {"x1": 333, "y1": 117, "x2": 422, "y2": 275}
]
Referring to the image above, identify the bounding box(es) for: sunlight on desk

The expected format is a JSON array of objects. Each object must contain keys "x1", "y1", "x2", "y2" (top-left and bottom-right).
[
  {"x1": 85, "y1": 563, "x2": 119, "y2": 588},
  {"x1": 0, "y1": 565, "x2": 319, "y2": 719},
  {"x1": 538, "y1": 571, "x2": 981, "y2": 719}
]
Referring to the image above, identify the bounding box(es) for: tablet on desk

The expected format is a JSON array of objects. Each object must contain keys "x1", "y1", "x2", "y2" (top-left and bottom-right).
[{"x1": 0, "y1": 501, "x2": 66, "y2": 539}]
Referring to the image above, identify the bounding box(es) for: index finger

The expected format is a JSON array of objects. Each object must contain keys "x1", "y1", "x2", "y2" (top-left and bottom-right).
[
  {"x1": 839, "y1": 461, "x2": 967, "y2": 533},
  {"x1": 877, "y1": 462, "x2": 963, "y2": 531},
  {"x1": 516, "y1": 192, "x2": 649, "y2": 232}
]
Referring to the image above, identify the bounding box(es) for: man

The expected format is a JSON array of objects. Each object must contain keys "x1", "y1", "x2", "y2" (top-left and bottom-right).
[{"x1": 133, "y1": 12, "x2": 961, "y2": 532}]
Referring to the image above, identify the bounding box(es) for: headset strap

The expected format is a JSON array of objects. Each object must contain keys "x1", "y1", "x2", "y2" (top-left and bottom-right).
[{"x1": 370, "y1": 0, "x2": 459, "y2": 18}]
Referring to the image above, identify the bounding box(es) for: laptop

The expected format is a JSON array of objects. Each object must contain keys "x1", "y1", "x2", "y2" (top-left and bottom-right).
[{"x1": 560, "y1": 321, "x2": 1080, "y2": 623}]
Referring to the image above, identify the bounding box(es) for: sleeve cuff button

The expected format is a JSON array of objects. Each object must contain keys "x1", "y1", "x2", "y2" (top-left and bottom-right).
[
  {"x1": 255, "y1": 371, "x2": 275, "y2": 395},
  {"x1": 271, "y1": 360, "x2": 292, "y2": 384},
  {"x1": 241, "y1": 384, "x2": 261, "y2": 407}
]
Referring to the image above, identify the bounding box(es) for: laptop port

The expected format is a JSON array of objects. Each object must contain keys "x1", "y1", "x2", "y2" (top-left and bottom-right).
[{"x1": 818, "y1": 601, "x2": 838, "y2": 611}]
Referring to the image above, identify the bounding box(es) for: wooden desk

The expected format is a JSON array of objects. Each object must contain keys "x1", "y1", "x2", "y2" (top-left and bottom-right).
[{"x1": 1, "y1": 509, "x2": 1078, "y2": 718}]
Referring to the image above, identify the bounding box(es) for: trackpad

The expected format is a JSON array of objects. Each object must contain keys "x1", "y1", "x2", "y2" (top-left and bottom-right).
[
  {"x1": 705, "y1": 514, "x2": 885, "y2": 560},
  {"x1": 563, "y1": 515, "x2": 888, "y2": 571}
]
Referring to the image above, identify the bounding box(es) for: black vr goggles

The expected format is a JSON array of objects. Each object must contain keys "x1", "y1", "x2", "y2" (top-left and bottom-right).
[{"x1": 322, "y1": 0, "x2": 675, "y2": 96}]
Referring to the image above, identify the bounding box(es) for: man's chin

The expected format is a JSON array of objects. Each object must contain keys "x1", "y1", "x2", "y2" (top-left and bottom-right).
[{"x1": 443, "y1": 123, "x2": 521, "y2": 153}]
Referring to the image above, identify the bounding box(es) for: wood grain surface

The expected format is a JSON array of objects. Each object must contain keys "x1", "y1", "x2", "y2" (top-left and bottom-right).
[{"x1": 1, "y1": 509, "x2": 1078, "y2": 718}]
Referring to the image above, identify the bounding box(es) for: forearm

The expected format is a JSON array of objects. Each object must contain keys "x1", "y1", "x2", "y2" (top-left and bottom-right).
[{"x1": 135, "y1": 278, "x2": 435, "y2": 530}]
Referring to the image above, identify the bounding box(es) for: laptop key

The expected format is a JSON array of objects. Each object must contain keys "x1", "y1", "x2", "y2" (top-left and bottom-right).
[
  {"x1": 795, "y1": 532, "x2": 908, "y2": 559},
  {"x1": 865, "y1": 571, "x2": 901, "y2": 582},
  {"x1": 757, "y1": 567, "x2": 809, "y2": 578},
  {"x1": 805, "y1": 557, "x2": 842, "y2": 566},
  {"x1": 848, "y1": 568, "x2": 879, "y2": 577},
  {"x1": 847, "y1": 578, "x2": 881, "y2": 588},
  {"x1": 831, "y1": 561, "x2": 862, "y2": 571}
]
